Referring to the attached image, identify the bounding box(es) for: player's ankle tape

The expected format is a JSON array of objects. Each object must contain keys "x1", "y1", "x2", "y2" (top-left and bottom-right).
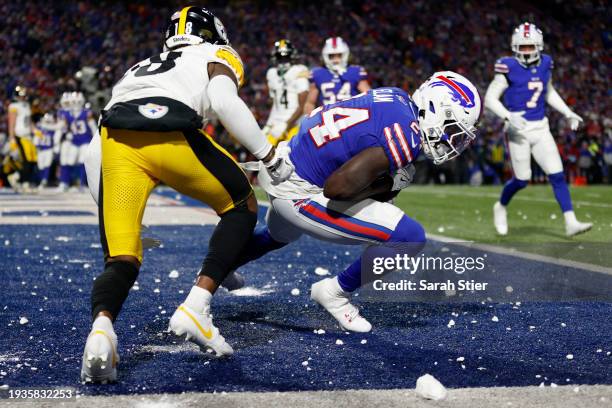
[{"x1": 91, "y1": 261, "x2": 139, "y2": 321}]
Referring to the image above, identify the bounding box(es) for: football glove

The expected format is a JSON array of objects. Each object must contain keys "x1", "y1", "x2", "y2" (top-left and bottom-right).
[
  {"x1": 506, "y1": 111, "x2": 527, "y2": 131},
  {"x1": 263, "y1": 142, "x2": 294, "y2": 184},
  {"x1": 391, "y1": 164, "x2": 416, "y2": 191},
  {"x1": 566, "y1": 112, "x2": 583, "y2": 131}
]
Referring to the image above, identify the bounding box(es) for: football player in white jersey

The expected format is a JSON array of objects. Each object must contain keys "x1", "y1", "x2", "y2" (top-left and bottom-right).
[
  {"x1": 7, "y1": 85, "x2": 37, "y2": 191},
  {"x1": 262, "y1": 39, "x2": 310, "y2": 146},
  {"x1": 485, "y1": 22, "x2": 591, "y2": 237},
  {"x1": 81, "y1": 6, "x2": 293, "y2": 383}
]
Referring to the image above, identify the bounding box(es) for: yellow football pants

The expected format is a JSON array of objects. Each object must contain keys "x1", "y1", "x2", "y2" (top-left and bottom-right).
[
  {"x1": 266, "y1": 124, "x2": 299, "y2": 146},
  {"x1": 99, "y1": 127, "x2": 253, "y2": 262}
]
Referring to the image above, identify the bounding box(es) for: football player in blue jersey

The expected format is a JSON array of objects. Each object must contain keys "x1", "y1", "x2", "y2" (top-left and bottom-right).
[
  {"x1": 57, "y1": 92, "x2": 98, "y2": 191},
  {"x1": 485, "y1": 22, "x2": 591, "y2": 237},
  {"x1": 303, "y1": 37, "x2": 370, "y2": 115},
  {"x1": 33, "y1": 113, "x2": 61, "y2": 189},
  {"x1": 236, "y1": 71, "x2": 481, "y2": 332}
]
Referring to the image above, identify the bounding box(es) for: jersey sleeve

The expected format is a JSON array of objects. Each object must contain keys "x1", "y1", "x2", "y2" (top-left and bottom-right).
[
  {"x1": 494, "y1": 58, "x2": 510, "y2": 74},
  {"x1": 376, "y1": 101, "x2": 419, "y2": 172},
  {"x1": 210, "y1": 45, "x2": 245, "y2": 87},
  {"x1": 357, "y1": 65, "x2": 368, "y2": 81},
  {"x1": 8, "y1": 102, "x2": 18, "y2": 113},
  {"x1": 310, "y1": 67, "x2": 322, "y2": 86}
]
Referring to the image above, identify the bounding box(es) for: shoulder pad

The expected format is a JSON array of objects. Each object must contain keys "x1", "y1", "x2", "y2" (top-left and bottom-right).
[
  {"x1": 494, "y1": 57, "x2": 512, "y2": 73},
  {"x1": 211, "y1": 45, "x2": 245, "y2": 87},
  {"x1": 291, "y1": 65, "x2": 310, "y2": 79}
]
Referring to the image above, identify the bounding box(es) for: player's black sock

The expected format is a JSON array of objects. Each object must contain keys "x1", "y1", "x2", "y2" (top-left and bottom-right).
[
  {"x1": 232, "y1": 225, "x2": 288, "y2": 269},
  {"x1": 199, "y1": 203, "x2": 257, "y2": 285},
  {"x1": 91, "y1": 261, "x2": 139, "y2": 321}
]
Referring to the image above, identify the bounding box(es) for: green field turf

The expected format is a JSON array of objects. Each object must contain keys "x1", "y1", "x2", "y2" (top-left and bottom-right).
[
  {"x1": 397, "y1": 185, "x2": 612, "y2": 266},
  {"x1": 255, "y1": 185, "x2": 612, "y2": 267}
]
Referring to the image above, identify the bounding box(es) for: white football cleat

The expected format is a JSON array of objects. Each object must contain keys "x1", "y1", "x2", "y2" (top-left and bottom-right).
[
  {"x1": 310, "y1": 277, "x2": 372, "y2": 333},
  {"x1": 80, "y1": 328, "x2": 119, "y2": 383},
  {"x1": 565, "y1": 220, "x2": 592, "y2": 237},
  {"x1": 168, "y1": 304, "x2": 233, "y2": 357},
  {"x1": 493, "y1": 201, "x2": 508, "y2": 235}
]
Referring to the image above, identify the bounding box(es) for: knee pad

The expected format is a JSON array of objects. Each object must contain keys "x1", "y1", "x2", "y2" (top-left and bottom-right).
[
  {"x1": 91, "y1": 261, "x2": 139, "y2": 321},
  {"x1": 548, "y1": 172, "x2": 566, "y2": 187}
]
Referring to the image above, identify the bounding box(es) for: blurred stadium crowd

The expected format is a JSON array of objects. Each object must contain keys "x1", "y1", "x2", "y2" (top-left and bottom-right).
[{"x1": 1, "y1": 0, "x2": 610, "y2": 185}]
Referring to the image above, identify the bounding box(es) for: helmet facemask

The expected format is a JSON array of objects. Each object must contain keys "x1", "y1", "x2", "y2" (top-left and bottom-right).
[{"x1": 420, "y1": 107, "x2": 478, "y2": 165}]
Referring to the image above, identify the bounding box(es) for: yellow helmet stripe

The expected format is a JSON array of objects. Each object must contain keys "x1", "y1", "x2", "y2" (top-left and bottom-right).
[
  {"x1": 279, "y1": 39, "x2": 286, "y2": 48},
  {"x1": 177, "y1": 6, "x2": 191, "y2": 35}
]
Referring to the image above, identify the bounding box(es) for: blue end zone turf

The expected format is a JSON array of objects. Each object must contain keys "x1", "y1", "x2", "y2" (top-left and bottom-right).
[{"x1": 0, "y1": 219, "x2": 610, "y2": 395}]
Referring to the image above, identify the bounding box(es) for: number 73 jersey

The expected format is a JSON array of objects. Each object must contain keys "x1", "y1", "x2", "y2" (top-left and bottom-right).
[
  {"x1": 495, "y1": 54, "x2": 553, "y2": 121},
  {"x1": 105, "y1": 43, "x2": 244, "y2": 118},
  {"x1": 289, "y1": 87, "x2": 422, "y2": 187}
]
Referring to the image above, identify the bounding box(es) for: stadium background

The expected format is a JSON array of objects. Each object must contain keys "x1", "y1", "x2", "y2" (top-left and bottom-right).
[{"x1": 0, "y1": 0, "x2": 610, "y2": 186}]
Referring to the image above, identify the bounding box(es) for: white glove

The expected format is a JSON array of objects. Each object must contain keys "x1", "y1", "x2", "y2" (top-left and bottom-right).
[
  {"x1": 391, "y1": 164, "x2": 416, "y2": 191},
  {"x1": 506, "y1": 111, "x2": 527, "y2": 131},
  {"x1": 270, "y1": 122, "x2": 288, "y2": 139},
  {"x1": 566, "y1": 112, "x2": 583, "y2": 131},
  {"x1": 263, "y1": 142, "x2": 294, "y2": 184}
]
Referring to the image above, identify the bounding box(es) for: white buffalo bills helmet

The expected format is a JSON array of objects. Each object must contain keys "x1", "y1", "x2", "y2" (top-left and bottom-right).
[
  {"x1": 511, "y1": 22, "x2": 544, "y2": 65},
  {"x1": 322, "y1": 37, "x2": 350, "y2": 75},
  {"x1": 412, "y1": 71, "x2": 481, "y2": 165}
]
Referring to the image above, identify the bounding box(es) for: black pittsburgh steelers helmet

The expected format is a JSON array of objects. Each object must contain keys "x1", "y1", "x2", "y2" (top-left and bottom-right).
[
  {"x1": 164, "y1": 6, "x2": 229, "y2": 51},
  {"x1": 271, "y1": 39, "x2": 297, "y2": 67}
]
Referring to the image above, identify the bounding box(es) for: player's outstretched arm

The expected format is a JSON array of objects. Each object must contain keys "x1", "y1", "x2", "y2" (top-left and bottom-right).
[
  {"x1": 207, "y1": 63, "x2": 293, "y2": 182},
  {"x1": 324, "y1": 146, "x2": 390, "y2": 201},
  {"x1": 303, "y1": 83, "x2": 319, "y2": 116},
  {"x1": 546, "y1": 79, "x2": 583, "y2": 130},
  {"x1": 207, "y1": 62, "x2": 273, "y2": 160}
]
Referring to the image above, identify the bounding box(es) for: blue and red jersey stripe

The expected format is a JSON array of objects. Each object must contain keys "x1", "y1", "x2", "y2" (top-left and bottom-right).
[{"x1": 298, "y1": 200, "x2": 392, "y2": 241}]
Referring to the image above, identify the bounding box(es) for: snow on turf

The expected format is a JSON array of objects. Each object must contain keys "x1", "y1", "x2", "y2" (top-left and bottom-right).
[{"x1": 416, "y1": 374, "x2": 447, "y2": 400}]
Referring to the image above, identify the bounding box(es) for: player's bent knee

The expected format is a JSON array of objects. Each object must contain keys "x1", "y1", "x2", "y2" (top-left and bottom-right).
[
  {"x1": 389, "y1": 216, "x2": 426, "y2": 246},
  {"x1": 91, "y1": 260, "x2": 139, "y2": 321}
]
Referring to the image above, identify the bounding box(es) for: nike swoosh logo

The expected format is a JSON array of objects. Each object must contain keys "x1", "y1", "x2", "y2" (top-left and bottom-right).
[
  {"x1": 178, "y1": 305, "x2": 213, "y2": 339},
  {"x1": 410, "y1": 132, "x2": 418, "y2": 149}
]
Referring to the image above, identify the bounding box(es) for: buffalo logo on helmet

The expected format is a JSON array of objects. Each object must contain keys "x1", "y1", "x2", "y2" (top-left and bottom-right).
[{"x1": 429, "y1": 75, "x2": 476, "y2": 109}]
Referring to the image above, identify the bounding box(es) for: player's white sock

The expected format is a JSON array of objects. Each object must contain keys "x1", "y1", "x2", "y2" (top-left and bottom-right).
[
  {"x1": 563, "y1": 211, "x2": 578, "y2": 224},
  {"x1": 493, "y1": 202, "x2": 508, "y2": 235},
  {"x1": 563, "y1": 211, "x2": 592, "y2": 237},
  {"x1": 184, "y1": 285, "x2": 212, "y2": 314},
  {"x1": 92, "y1": 315, "x2": 114, "y2": 333}
]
